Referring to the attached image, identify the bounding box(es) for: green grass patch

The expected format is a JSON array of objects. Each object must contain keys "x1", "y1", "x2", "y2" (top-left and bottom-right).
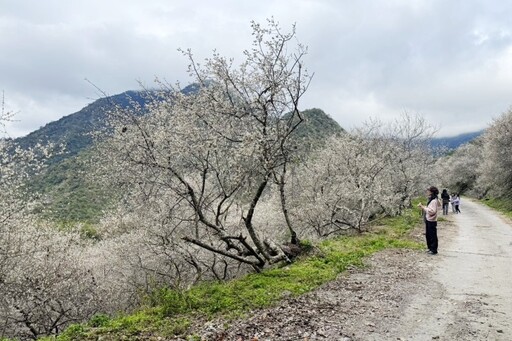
[
  {"x1": 44, "y1": 205, "x2": 423, "y2": 340},
  {"x1": 482, "y1": 197, "x2": 512, "y2": 218},
  {"x1": 377, "y1": 198, "x2": 423, "y2": 237},
  {"x1": 40, "y1": 310, "x2": 191, "y2": 341}
]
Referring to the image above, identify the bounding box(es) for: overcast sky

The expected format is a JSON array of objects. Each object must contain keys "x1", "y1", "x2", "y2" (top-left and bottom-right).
[{"x1": 1, "y1": 0, "x2": 512, "y2": 138}]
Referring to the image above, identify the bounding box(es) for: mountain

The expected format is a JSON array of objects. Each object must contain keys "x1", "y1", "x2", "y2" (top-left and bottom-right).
[
  {"x1": 20, "y1": 91, "x2": 343, "y2": 224},
  {"x1": 293, "y1": 108, "x2": 345, "y2": 140},
  {"x1": 14, "y1": 84, "x2": 223, "y2": 162},
  {"x1": 429, "y1": 130, "x2": 484, "y2": 150},
  {"x1": 15, "y1": 90, "x2": 151, "y2": 163}
]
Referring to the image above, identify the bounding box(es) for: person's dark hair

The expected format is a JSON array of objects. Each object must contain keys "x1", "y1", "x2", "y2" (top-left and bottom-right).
[
  {"x1": 442, "y1": 189, "x2": 448, "y2": 194},
  {"x1": 428, "y1": 186, "x2": 439, "y2": 196}
]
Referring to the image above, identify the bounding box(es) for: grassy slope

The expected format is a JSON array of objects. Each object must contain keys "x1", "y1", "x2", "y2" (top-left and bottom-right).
[
  {"x1": 30, "y1": 150, "x2": 115, "y2": 225},
  {"x1": 481, "y1": 197, "x2": 512, "y2": 219},
  {"x1": 41, "y1": 200, "x2": 424, "y2": 341}
]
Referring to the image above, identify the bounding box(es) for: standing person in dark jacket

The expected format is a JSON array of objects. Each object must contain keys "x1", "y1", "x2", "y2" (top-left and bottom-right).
[
  {"x1": 418, "y1": 186, "x2": 441, "y2": 255},
  {"x1": 441, "y1": 189, "x2": 450, "y2": 215}
]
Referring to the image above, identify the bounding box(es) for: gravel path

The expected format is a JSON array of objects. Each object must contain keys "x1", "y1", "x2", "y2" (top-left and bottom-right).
[
  {"x1": 388, "y1": 198, "x2": 512, "y2": 341},
  {"x1": 187, "y1": 199, "x2": 512, "y2": 341}
]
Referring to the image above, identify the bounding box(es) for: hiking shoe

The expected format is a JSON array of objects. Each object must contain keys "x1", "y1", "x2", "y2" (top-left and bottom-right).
[{"x1": 427, "y1": 251, "x2": 438, "y2": 255}]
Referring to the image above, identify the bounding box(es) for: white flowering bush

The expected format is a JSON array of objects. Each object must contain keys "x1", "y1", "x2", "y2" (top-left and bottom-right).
[
  {"x1": 0, "y1": 225, "x2": 106, "y2": 339},
  {"x1": 436, "y1": 108, "x2": 512, "y2": 199},
  {"x1": 478, "y1": 108, "x2": 512, "y2": 198},
  {"x1": 436, "y1": 139, "x2": 484, "y2": 196},
  {"x1": 0, "y1": 112, "x2": 107, "y2": 339},
  {"x1": 289, "y1": 114, "x2": 434, "y2": 236}
]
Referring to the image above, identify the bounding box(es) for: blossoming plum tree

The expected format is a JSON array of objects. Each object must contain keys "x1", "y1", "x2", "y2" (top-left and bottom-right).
[{"x1": 101, "y1": 19, "x2": 312, "y2": 271}]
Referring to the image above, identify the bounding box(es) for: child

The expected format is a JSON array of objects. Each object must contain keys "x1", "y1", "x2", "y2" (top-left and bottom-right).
[{"x1": 453, "y1": 194, "x2": 461, "y2": 213}]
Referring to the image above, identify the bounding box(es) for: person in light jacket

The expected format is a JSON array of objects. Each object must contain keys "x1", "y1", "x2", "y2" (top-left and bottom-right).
[
  {"x1": 418, "y1": 186, "x2": 441, "y2": 255},
  {"x1": 450, "y1": 193, "x2": 457, "y2": 213},
  {"x1": 453, "y1": 194, "x2": 461, "y2": 214}
]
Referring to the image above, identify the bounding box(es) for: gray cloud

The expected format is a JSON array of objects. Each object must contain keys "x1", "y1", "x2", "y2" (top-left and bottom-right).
[{"x1": 1, "y1": 0, "x2": 512, "y2": 137}]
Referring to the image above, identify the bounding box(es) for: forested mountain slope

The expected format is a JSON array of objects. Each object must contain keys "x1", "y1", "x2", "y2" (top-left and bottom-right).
[
  {"x1": 429, "y1": 130, "x2": 483, "y2": 150},
  {"x1": 16, "y1": 91, "x2": 149, "y2": 163},
  {"x1": 21, "y1": 91, "x2": 343, "y2": 223}
]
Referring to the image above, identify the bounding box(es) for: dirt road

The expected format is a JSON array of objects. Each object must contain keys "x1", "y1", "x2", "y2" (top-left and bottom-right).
[
  {"x1": 191, "y1": 199, "x2": 512, "y2": 341},
  {"x1": 387, "y1": 198, "x2": 512, "y2": 340}
]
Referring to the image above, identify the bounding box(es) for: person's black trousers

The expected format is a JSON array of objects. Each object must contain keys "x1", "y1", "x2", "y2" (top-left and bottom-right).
[{"x1": 425, "y1": 220, "x2": 438, "y2": 253}]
